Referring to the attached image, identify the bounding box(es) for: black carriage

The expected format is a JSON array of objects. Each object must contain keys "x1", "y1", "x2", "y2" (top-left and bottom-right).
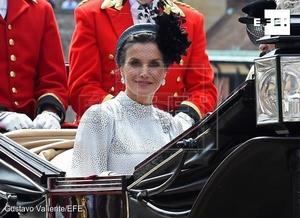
[{"x1": 0, "y1": 80, "x2": 299, "y2": 218}]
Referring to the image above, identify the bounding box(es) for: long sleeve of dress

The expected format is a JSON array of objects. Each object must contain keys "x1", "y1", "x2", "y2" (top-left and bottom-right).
[
  {"x1": 167, "y1": 112, "x2": 195, "y2": 139},
  {"x1": 70, "y1": 105, "x2": 114, "y2": 177}
]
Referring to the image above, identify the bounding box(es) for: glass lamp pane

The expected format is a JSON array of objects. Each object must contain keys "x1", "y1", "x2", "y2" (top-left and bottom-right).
[
  {"x1": 255, "y1": 57, "x2": 279, "y2": 124},
  {"x1": 281, "y1": 56, "x2": 300, "y2": 122}
]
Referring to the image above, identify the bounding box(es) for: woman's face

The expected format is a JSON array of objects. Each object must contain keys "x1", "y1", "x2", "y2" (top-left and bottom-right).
[{"x1": 120, "y1": 42, "x2": 167, "y2": 105}]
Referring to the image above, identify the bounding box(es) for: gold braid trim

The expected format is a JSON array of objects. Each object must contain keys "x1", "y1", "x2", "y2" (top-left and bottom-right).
[
  {"x1": 162, "y1": 0, "x2": 185, "y2": 16},
  {"x1": 100, "y1": 0, "x2": 185, "y2": 16},
  {"x1": 101, "y1": 0, "x2": 123, "y2": 10},
  {"x1": 173, "y1": 0, "x2": 197, "y2": 11},
  {"x1": 180, "y1": 100, "x2": 203, "y2": 119},
  {"x1": 38, "y1": 93, "x2": 64, "y2": 108}
]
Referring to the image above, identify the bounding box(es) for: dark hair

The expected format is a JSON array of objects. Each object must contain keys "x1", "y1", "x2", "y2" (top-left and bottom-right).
[
  {"x1": 116, "y1": 26, "x2": 158, "y2": 66},
  {"x1": 116, "y1": 12, "x2": 191, "y2": 67},
  {"x1": 118, "y1": 33, "x2": 158, "y2": 66}
]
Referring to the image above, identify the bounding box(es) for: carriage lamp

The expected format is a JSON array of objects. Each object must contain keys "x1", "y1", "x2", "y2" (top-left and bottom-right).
[
  {"x1": 255, "y1": 49, "x2": 300, "y2": 126},
  {"x1": 254, "y1": 12, "x2": 300, "y2": 129}
]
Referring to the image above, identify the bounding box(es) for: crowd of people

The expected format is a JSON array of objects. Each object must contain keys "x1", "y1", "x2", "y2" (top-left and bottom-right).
[{"x1": 1, "y1": 0, "x2": 283, "y2": 176}]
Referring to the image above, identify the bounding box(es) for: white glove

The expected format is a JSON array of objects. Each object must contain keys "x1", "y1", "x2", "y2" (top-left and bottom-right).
[
  {"x1": 33, "y1": 111, "x2": 61, "y2": 129},
  {"x1": 0, "y1": 112, "x2": 33, "y2": 131}
]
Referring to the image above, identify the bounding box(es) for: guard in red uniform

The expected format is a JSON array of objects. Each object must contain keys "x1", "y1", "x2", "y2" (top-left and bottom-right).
[
  {"x1": 0, "y1": 0, "x2": 68, "y2": 131},
  {"x1": 69, "y1": 0, "x2": 217, "y2": 122}
]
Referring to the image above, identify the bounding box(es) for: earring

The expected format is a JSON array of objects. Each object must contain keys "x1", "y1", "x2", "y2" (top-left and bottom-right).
[
  {"x1": 161, "y1": 79, "x2": 166, "y2": 86},
  {"x1": 121, "y1": 77, "x2": 125, "y2": 84}
]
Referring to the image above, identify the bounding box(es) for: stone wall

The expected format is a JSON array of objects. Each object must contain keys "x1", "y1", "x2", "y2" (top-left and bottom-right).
[{"x1": 55, "y1": 11, "x2": 75, "y2": 61}]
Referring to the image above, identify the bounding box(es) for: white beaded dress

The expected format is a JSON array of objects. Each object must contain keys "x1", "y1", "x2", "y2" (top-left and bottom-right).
[{"x1": 69, "y1": 91, "x2": 194, "y2": 176}]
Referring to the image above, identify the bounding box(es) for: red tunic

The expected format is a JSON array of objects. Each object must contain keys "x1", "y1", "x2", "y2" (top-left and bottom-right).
[{"x1": 0, "y1": 0, "x2": 68, "y2": 119}]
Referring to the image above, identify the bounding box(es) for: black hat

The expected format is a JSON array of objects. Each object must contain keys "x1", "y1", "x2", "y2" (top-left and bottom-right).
[
  {"x1": 239, "y1": 0, "x2": 277, "y2": 44},
  {"x1": 115, "y1": 24, "x2": 157, "y2": 66},
  {"x1": 115, "y1": 13, "x2": 190, "y2": 67},
  {"x1": 239, "y1": 0, "x2": 277, "y2": 24}
]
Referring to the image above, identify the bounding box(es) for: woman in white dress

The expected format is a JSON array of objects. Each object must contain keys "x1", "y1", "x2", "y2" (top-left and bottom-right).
[{"x1": 69, "y1": 13, "x2": 198, "y2": 176}]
